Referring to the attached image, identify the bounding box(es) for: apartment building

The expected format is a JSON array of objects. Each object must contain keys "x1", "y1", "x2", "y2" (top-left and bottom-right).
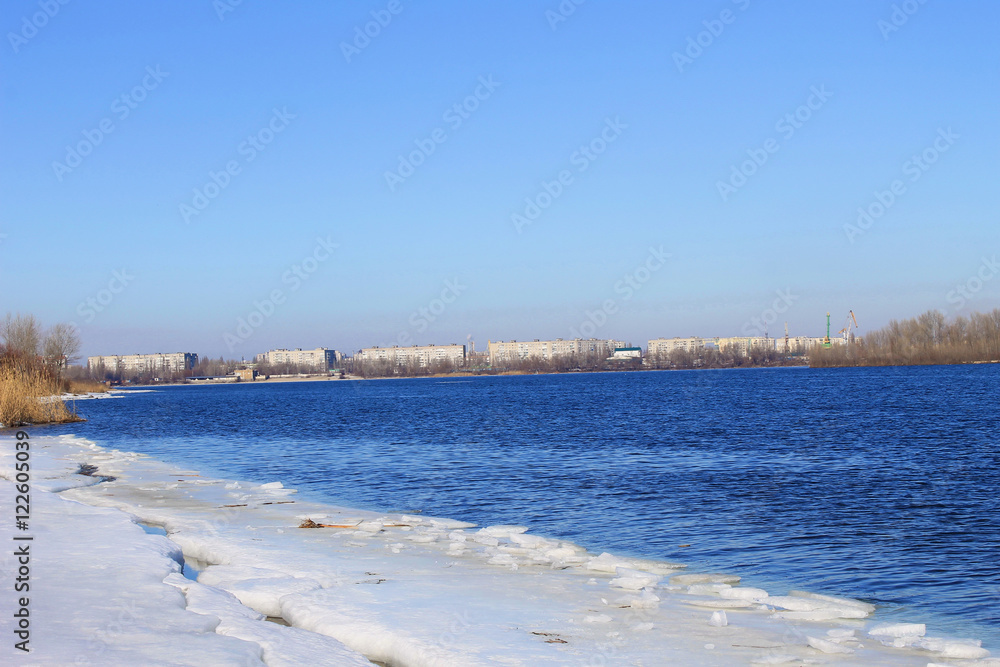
[
  {"x1": 356, "y1": 344, "x2": 466, "y2": 368},
  {"x1": 647, "y1": 337, "x2": 712, "y2": 357},
  {"x1": 487, "y1": 338, "x2": 627, "y2": 366},
  {"x1": 255, "y1": 347, "x2": 340, "y2": 370},
  {"x1": 715, "y1": 336, "x2": 842, "y2": 355},
  {"x1": 87, "y1": 352, "x2": 198, "y2": 374}
]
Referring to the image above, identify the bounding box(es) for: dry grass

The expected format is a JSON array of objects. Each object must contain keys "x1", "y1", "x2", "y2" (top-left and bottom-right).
[
  {"x1": 65, "y1": 379, "x2": 109, "y2": 394},
  {"x1": 0, "y1": 362, "x2": 82, "y2": 427}
]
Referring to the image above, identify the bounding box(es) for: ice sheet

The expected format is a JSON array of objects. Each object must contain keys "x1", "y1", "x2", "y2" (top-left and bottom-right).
[
  {"x1": 1, "y1": 434, "x2": 993, "y2": 666},
  {"x1": 0, "y1": 479, "x2": 264, "y2": 665},
  {"x1": 166, "y1": 574, "x2": 371, "y2": 666}
]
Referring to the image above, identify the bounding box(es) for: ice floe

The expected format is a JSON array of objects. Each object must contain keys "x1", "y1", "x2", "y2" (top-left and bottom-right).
[{"x1": 0, "y1": 433, "x2": 993, "y2": 666}]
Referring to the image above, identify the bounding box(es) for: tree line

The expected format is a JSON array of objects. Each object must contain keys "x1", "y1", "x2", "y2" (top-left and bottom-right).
[
  {"x1": 346, "y1": 344, "x2": 815, "y2": 377},
  {"x1": 1, "y1": 313, "x2": 81, "y2": 374},
  {"x1": 344, "y1": 348, "x2": 642, "y2": 377},
  {"x1": 346, "y1": 357, "x2": 464, "y2": 378},
  {"x1": 88, "y1": 356, "x2": 345, "y2": 384},
  {"x1": 811, "y1": 309, "x2": 1000, "y2": 367},
  {"x1": 0, "y1": 313, "x2": 92, "y2": 426},
  {"x1": 644, "y1": 343, "x2": 811, "y2": 370}
]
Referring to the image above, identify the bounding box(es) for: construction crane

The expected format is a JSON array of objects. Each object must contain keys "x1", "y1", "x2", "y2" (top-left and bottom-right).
[
  {"x1": 823, "y1": 312, "x2": 832, "y2": 348},
  {"x1": 838, "y1": 310, "x2": 859, "y2": 343}
]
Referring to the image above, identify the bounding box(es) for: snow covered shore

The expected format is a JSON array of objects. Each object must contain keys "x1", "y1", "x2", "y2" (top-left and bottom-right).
[
  {"x1": 1, "y1": 434, "x2": 994, "y2": 666},
  {"x1": 39, "y1": 388, "x2": 151, "y2": 404}
]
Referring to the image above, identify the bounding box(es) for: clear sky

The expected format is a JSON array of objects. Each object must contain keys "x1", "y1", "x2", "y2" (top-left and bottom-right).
[{"x1": 2, "y1": 0, "x2": 998, "y2": 359}]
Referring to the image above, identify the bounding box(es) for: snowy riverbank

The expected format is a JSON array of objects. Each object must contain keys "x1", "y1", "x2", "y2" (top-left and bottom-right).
[{"x1": 1, "y1": 434, "x2": 994, "y2": 666}]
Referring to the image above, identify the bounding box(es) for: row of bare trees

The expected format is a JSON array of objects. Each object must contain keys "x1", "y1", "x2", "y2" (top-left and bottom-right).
[
  {"x1": 348, "y1": 344, "x2": 806, "y2": 377},
  {"x1": 191, "y1": 356, "x2": 241, "y2": 377},
  {"x1": 1, "y1": 313, "x2": 81, "y2": 376},
  {"x1": 644, "y1": 343, "x2": 810, "y2": 370},
  {"x1": 348, "y1": 349, "x2": 648, "y2": 377},
  {"x1": 87, "y1": 355, "x2": 340, "y2": 384},
  {"x1": 254, "y1": 360, "x2": 337, "y2": 376},
  {"x1": 86, "y1": 361, "x2": 190, "y2": 384},
  {"x1": 494, "y1": 349, "x2": 632, "y2": 373},
  {"x1": 811, "y1": 309, "x2": 1000, "y2": 367},
  {"x1": 347, "y1": 357, "x2": 461, "y2": 378},
  {"x1": 88, "y1": 356, "x2": 240, "y2": 384},
  {"x1": 1, "y1": 313, "x2": 90, "y2": 425}
]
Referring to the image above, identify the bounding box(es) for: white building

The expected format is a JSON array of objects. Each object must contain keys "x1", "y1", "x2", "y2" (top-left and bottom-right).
[
  {"x1": 356, "y1": 344, "x2": 466, "y2": 368},
  {"x1": 487, "y1": 339, "x2": 627, "y2": 366},
  {"x1": 648, "y1": 335, "x2": 844, "y2": 358},
  {"x1": 87, "y1": 352, "x2": 198, "y2": 374},
  {"x1": 255, "y1": 348, "x2": 339, "y2": 370},
  {"x1": 715, "y1": 336, "x2": 843, "y2": 355},
  {"x1": 647, "y1": 337, "x2": 712, "y2": 357}
]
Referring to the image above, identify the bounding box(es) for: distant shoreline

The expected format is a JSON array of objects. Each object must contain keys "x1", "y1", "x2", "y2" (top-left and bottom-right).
[
  {"x1": 114, "y1": 356, "x2": 1000, "y2": 391},
  {"x1": 120, "y1": 365, "x2": 804, "y2": 389}
]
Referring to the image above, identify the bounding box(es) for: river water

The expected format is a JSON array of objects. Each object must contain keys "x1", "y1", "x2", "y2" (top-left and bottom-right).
[{"x1": 47, "y1": 364, "x2": 1000, "y2": 647}]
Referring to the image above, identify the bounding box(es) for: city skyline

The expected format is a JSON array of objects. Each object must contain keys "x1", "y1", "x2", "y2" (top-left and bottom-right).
[
  {"x1": 3, "y1": 1, "x2": 997, "y2": 359},
  {"x1": 82, "y1": 322, "x2": 848, "y2": 364}
]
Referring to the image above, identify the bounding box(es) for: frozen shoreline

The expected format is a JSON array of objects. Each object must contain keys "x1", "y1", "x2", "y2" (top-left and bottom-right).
[{"x1": 1, "y1": 434, "x2": 994, "y2": 666}]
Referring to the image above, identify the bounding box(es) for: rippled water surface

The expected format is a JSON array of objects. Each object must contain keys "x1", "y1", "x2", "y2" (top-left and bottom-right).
[{"x1": 47, "y1": 365, "x2": 1000, "y2": 646}]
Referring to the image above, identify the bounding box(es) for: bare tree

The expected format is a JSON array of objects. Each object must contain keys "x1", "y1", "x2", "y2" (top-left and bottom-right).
[
  {"x1": 2, "y1": 313, "x2": 42, "y2": 357},
  {"x1": 43, "y1": 323, "x2": 82, "y2": 372},
  {"x1": 811, "y1": 308, "x2": 1000, "y2": 367}
]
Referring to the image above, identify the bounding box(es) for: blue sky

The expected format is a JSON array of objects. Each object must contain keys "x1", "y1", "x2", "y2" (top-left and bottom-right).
[{"x1": 1, "y1": 0, "x2": 997, "y2": 359}]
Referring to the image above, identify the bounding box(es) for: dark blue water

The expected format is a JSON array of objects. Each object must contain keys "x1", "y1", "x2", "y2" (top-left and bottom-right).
[{"x1": 40, "y1": 365, "x2": 1000, "y2": 647}]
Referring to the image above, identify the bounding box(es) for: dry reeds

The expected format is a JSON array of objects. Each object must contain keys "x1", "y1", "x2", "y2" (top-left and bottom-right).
[
  {"x1": 0, "y1": 355, "x2": 82, "y2": 426},
  {"x1": 65, "y1": 379, "x2": 109, "y2": 394}
]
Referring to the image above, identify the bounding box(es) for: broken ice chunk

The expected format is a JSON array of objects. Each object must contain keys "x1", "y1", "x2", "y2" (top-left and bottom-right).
[
  {"x1": 720, "y1": 586, "x2": 768, "y2": 601},
  {"x1": 709, "y1": 611, "x2": 728, "y2": 627},
  {"x1": 807, "y1": 636, "x2": 853, "y2": 654},
  {"x1": 868, "y1": 623, "x2": 926, "y2": 638},
  {"x1": 687, "y1": 583, "x2": 731, "y2": 595},
  {"x1": 609, "y1": 567, "x2": 661, "y2": 590},
  {"x1": 671, "y1": 573, "x2": 740, "y2": 586},
  {"x1": 914, "y1": 637, "x2": 989, "y2": 660},
  {"x1": 478, "y1": 525, "x2": 529, "y2": 538},
  {"x1": 788, "y1": 590, "x2": 875, "y2": 614}
]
